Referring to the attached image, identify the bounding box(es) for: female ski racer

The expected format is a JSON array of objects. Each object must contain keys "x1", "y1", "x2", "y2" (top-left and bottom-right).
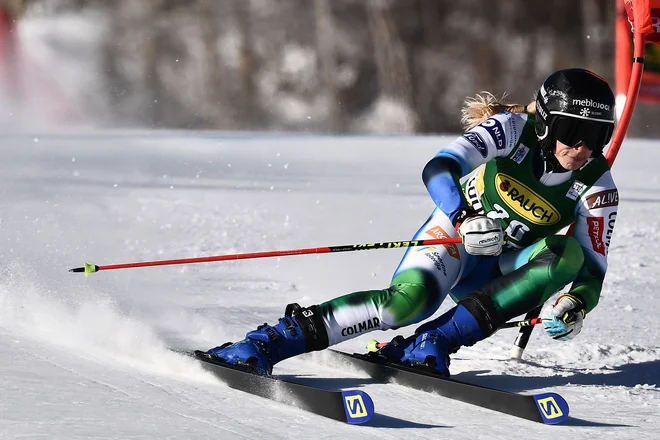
[{"x1": 207, "y1": 68, "x2": 619, "y2": 376}]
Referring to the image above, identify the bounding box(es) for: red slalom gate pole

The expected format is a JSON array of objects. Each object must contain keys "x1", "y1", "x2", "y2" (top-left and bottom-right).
[
  {"x1": 510, "y1": 3, "x2": 650, "y2": 360},
  {"x1": 69, "y1": 237, "x2": 463, "y2": 276},
  {"x1": 607, "y1": 32, "x2": 646, "y2": 166}
]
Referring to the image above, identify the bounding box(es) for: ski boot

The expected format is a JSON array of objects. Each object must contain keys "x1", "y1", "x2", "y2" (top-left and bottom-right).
[
  {"x1": 207, "y1": 303, "x2": 329, "y2": 375},
  {"x1": 378, "y1": 291, "x2": 501, "y2": 376}
]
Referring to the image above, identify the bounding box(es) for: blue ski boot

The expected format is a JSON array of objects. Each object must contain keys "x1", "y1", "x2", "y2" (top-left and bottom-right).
[
  {"x1": 378, "y1": 291, "x2": 502, "y2": 376},
  {"x1": 207, "y1": 303, "x2": 329, "y2": 375}
]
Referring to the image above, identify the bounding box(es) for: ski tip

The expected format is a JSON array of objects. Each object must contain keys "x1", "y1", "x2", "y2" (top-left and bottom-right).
[
  {"x1": 533, "y1": 392, "x2": 569, "y2": 424},
  {"x1": 341, "y1": 389, "x2": 375, "y2": 424}
]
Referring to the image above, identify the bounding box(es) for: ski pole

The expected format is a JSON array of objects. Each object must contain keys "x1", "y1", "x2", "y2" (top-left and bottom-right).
[
  {"x1": 500, "y1": 317, "x2": 542, "y2": 328},
  {"x1": 509, "y1": 305, "x2": 543, "y2": 360},
  {"x1": 365, "y1": 316, "x2": 543, "y2": 352},
  {"x1": 69, "y1": 237, "x2": 463, "y2": 276}
]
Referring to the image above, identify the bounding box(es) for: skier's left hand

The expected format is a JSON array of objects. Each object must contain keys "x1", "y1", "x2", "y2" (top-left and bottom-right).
[{"x1": 540, "y1": 294, "x2": 586, "y2": 341}]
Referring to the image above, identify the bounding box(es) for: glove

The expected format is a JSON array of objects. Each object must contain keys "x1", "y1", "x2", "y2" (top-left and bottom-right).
[
  {"x1": 541, "y1": 294, "x2": 586, "y2": 341},
  {"x1": 454, "y1": 210, "x2": 504, "y2": 256}
]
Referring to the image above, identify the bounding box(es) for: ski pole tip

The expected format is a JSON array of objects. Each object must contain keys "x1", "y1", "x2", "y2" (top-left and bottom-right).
[
  {"x1": 510, "y1": 345, "x2": 525, "y2": 360},
  {"x1": 69, "y1": 263, "x2": 99, "y2": 277}
]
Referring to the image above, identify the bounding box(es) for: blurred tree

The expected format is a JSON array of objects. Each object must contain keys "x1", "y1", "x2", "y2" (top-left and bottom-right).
[
  {"x1": 313, "y1": 0, "x2": 340, "y2": 131},
  {"x1": 234, "y1": 0, "x2": 259, "y2": 129},
  {"x1": 366, "y1": 0, "x2": 415, "y2": 129},
  {"x1": 16, "y1": 0, "x2": 659, "y2": 137},
  {"x1": 2, "y1": 0, "x2": 24, "y2": 16}
]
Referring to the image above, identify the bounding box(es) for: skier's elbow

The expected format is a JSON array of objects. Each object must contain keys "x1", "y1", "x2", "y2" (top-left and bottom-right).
[{"x1": 422, "y1": 155, "x2": 464, "y2": 188}]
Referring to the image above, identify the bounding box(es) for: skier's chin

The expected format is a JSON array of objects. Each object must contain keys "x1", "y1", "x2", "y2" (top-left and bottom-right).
[{"x1": 558, "y1": 156, "x2": 588, "y2": 170}]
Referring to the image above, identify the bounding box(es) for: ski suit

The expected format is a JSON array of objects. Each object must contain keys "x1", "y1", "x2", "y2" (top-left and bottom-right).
[{"x1": 316, "y1": 111, "x2": 618, "y2": 346}]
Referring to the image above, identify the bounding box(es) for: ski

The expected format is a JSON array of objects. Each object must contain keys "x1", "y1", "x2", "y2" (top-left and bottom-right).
[
  {"x1": 330, "y1": 350, "x2": 568, "y2": 424},
  {"x1": 190, "y1": 350, "x2": 374, "y2": 424}
]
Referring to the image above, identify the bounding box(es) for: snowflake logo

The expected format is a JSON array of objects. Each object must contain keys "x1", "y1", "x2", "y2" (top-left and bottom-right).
[{"x1": 580, "y1": 108, "x2": 590, "y2": 117}]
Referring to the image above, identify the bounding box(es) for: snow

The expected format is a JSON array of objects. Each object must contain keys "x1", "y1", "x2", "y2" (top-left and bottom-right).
[{"x1": 0, "y1": 131, "x2": 658, "y2": 438}]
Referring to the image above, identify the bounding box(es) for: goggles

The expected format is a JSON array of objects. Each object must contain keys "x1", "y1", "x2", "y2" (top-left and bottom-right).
[{"x1": 552, "y1": 116, "x2": 614, "y2": 153}]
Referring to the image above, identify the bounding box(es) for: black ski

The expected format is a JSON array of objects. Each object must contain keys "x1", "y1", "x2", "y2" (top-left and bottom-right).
[
  {"x1": 330, "y1": 350, "x2": 569, "y2": 424},
  {"x1": 191, "y1": 350, "x2": 374, "y2": 424}
]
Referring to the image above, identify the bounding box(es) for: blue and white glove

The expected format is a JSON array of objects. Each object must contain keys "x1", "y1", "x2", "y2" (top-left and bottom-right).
[{"x1": 541, "y1": 294, "x2": 586, "y2": 341}]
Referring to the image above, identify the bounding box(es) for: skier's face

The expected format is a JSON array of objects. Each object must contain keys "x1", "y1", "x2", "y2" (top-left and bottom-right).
[{"x1": 553, "y1": 140, "x2": 592, "y2": 170}]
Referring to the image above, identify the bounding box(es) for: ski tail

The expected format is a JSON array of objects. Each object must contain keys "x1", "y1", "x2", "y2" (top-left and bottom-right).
[
  {"x1": 340, "y1": 390, "x2": 375, "y2": 424},
  {"x1": 533, "y1": 392, "x2": 570, "y2": 424}
]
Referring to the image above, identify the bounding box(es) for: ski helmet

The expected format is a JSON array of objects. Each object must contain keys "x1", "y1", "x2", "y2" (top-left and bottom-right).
[{"x1": 535, "y1": 68, "x2": 615, "y2": 156}]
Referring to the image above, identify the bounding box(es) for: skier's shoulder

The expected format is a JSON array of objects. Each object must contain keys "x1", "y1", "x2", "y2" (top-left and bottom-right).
[
  {"x1": 578, "y1": 166, "x2": 618, "y2": 210},
  {"x1": 578, "y1": 156, "x2": 617, "y2": 192},
  {"x1": 592, "y1": 166, "x2": 616, "y2": 189},
  {"x1": 467, "y1": 111, "x2": 529, "y2": 156}
]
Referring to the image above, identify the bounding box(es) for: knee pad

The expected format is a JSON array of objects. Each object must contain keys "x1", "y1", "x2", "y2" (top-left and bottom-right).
[{"x1": 459, "y1": 290, "x2": 503, "y2": 337}]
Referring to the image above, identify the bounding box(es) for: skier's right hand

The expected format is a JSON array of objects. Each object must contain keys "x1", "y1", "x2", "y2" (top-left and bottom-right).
[{"x1": 454, "y1": 210, "x2": 504, "y2": 256}]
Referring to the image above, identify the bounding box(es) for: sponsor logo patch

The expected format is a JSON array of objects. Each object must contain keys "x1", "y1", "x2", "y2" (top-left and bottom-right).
[
  {"x1": 511, "y1": 144, "x2": 530, "y2": 164},
  {"x1": 566, "y1": 180, "x2": 587, "y2": 200},
  {"x1": 571, "y1": 98, "x2": 611, "y2": 111},
  {"x1": 425, "y1": 226, "x2": 460, "y2": 260},
  {"x1": 605, "y1": 211, "x2": 616, "y2": 249},
  {"x1": 464, "y1": 172, "x2": 486, "y2": 214},
  {"x1": 494, "y1": 174, "x2": 560, "y2": 225},
  {"x1": 353, "y1": 241, "x2": 420, "y2": 250},
  {"x1": 478, "y1": 236, "x2": 499, "y2": 245},
  {"x1": 536, "y1": 103, "x2": 547, "y2": 120},
  {"x1": 506, "y1": 113, "x2": 518, "y2": 149},
  {"x1": 540, "y1": 84, "x2": 548, "y2": 103},
  {"x1": 587, "y1": 216, "x2": 605, "y2": 255},
  {"x1": 478, "y1": 118, "x2": 505, "y2": 150},
  {"x1": 586, "y1": 189, "x2": 619, "y2": 209},
  {"x1": 422, "y1": 249, "x2": 448, "y2": 276},
  {"x1": 344, "y1": 394, "x2": 368, "y2": 418},
  {"x1": 533, "y1": 392, "x2": 569, "y2": 424},
  {"x1": 462, "y1": 132, "x2": 488, "y2": 158},
  {"x1": 536, "y1": 396, "x2": 564, "y2": 420},
  {"x1": 341, "y1": 390, "x2": 374, "y2": 424},
  {"x1": 341, "y1": 318, "x2": 380, "y2": 337}
]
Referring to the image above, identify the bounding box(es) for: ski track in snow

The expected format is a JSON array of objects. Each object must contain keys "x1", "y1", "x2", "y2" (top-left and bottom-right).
[{"x1": 0, "y1": 132, "x2": 659, "y2": 439}]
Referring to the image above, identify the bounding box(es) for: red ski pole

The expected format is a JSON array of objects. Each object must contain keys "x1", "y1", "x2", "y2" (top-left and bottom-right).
[{"x1": 69, "y1": 237, "x2": 463, "y2": 276}]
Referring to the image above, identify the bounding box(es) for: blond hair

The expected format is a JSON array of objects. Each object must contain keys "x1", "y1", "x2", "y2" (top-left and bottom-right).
[{"x1": 460, "y1": 92, "x2": 536, "y2": 131}]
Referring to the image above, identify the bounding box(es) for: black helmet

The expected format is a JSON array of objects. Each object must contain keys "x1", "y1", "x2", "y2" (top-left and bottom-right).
[{"x1": 535, "y1": 68, "x2": 615, "y2": 156}]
